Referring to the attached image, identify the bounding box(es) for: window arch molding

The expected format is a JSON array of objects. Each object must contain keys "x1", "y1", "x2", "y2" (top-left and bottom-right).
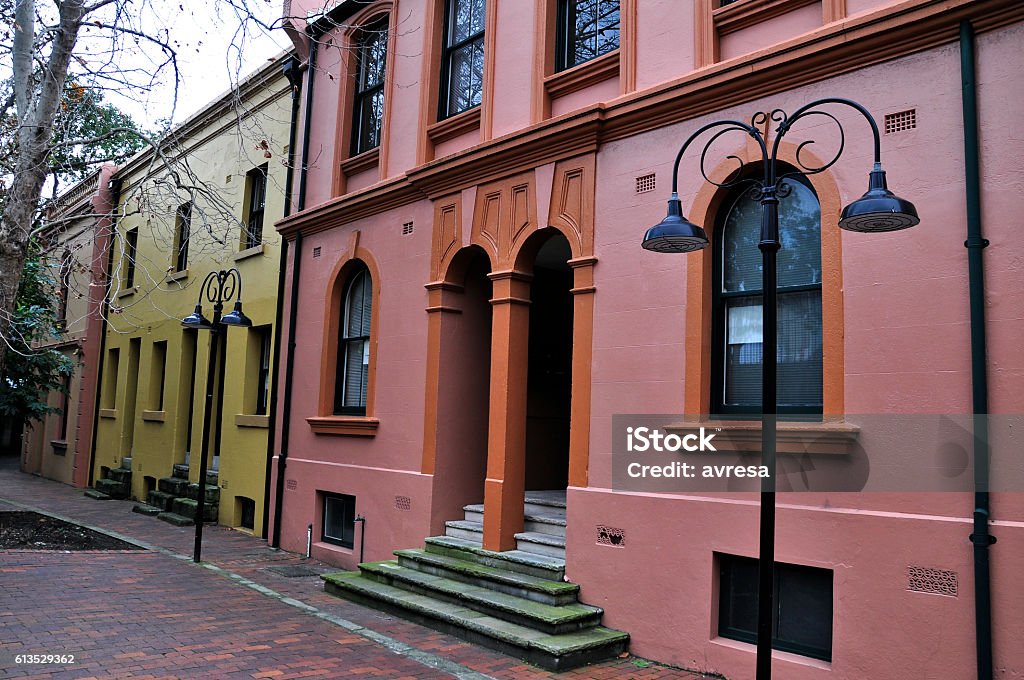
[
  {"x1": 310, "y1": 235, "x2": 382, "y2": 436},
  {"x1": 683, "y1": 140, "x2": 845, "y2": 417}
]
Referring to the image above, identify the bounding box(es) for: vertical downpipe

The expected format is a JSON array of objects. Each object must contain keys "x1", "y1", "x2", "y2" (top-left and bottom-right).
[{"x1": 960, "y1": 20, "x2": 995, "y2": 680}]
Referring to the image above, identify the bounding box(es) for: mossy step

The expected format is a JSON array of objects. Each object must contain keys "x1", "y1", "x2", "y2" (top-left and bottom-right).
[
  {"x1": 147, "y1": 490, "x2": 175, "y2": 511},
  {"x1": 359, "y1": 561, "x2": 600, "y2": 634},
  {"x1": 394, "y1": 549, "x2": 578, "y2": 606},
  {"x1": 158, "y1": 476, "x2": 190, "y2": 495},
  {"x1": 322, "y1": 572, "x2": 628, "y2": 671},
  {"x1": 157, "y1": 512, "x2": 193, "y2": 527},
  {"x1": 108, "y1": 467, "x2": 132, "y2": 483},
  {"x1": 84, "y1": 489, "x2": 110, "y2": 500},
  {"x1": 424, "y1": 535, "x2": 565, "y2": 581},
  {"x1": 185, "y1": 483, "x2": 220, "y2": 503},
  {"x1": 172, "y1": 464, "x2": 190, "y2": 480},
  {"x1": 515, "y1": 531, "x2": 565, "y2": 548},
  {"x1": 132, "y1": 504, "x2": 162, "y2": 517},
  {"x1": 171, "y1": 497, "x2": 217, "y2": 522},
  {"x1": 94, "y1": 479, "x2": 128, "y2": 499},
  {"x1": 120, "y1": 457, "x2": 133, "y2": 470}
]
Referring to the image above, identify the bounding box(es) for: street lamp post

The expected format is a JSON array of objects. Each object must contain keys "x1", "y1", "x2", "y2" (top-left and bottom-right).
[
  {"x1": 642, "y1": 98, "x2": 919, "y2": 680},
  {"x1": 182, "y1": 268, "x2": 252, "y2": 563}
]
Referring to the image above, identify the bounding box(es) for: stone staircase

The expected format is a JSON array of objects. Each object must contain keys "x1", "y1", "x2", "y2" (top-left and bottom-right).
[
  {"x1": 321, "y1": 491, "x2": 628, "y2": 671},
  {"x1": 134, "y1": 464, "x2": 219, "y2": 526},
  {"x1": 86, "y1": 457, "x2": 132, "y2": 500}
]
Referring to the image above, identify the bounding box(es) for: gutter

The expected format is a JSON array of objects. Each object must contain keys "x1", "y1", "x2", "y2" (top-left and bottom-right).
[
  {"x1": 960, "y1": 20, "x2": 995, "y2": 680},
  {"x1": 271, "y1": 38, "x2": 316, "y2": 548},
  {"x1": 261, "y1": 56, "x2": 303, "y2": 540}
]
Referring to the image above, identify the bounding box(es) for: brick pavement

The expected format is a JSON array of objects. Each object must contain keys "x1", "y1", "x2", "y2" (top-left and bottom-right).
[{"x1": 0, "y1": 460, "x2": 716, "y2": 680}]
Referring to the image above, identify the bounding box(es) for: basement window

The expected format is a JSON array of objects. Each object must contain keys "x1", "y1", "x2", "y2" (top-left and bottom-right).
[{"x1": 322, "y1": 493, "x2": 356, "y2": 549}]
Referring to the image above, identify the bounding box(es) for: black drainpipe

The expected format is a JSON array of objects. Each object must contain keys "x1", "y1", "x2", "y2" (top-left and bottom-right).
[
  {"x1": 261, "y1": 56, "x2": 303, "y2": 540},
  {"x1": 271, "y1": 37, "x2": 316, "y2": 548},
  {"x1": 960, "y1": 20, "x2": 995, "y2": 680},
  {"x1": 86, "y1": 176, "x2": 123, "y2": 487}
]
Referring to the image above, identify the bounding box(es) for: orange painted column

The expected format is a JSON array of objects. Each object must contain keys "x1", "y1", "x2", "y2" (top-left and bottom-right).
[
  {"x1": 482, "y1": 270, "x2": 532, "y2": 552},
  {"x1": 568, "y1": 257, "x2": 597, "y2": 488}
]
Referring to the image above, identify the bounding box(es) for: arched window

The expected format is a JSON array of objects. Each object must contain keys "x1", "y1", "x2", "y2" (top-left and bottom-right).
[
  {"x1": 711, "y1": 175, "x2": 823, "y2": 415},
  {"x1": 334, "y1": 264, "x2": 372, "y2": 415}
]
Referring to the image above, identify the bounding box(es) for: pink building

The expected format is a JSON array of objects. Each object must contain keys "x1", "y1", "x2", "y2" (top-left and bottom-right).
[{"x1": 270, "y1": 0, "x2": 1024, "y2": 676}]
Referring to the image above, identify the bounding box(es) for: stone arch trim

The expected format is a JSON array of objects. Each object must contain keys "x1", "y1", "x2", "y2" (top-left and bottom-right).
[{"x1": 683, "y1": 140, "x2": 845, "y2": 416}]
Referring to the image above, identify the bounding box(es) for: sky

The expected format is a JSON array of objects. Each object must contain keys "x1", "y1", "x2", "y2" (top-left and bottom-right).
[{"x1": 102, "y1": 0, "x2": 293, "y2": 129}]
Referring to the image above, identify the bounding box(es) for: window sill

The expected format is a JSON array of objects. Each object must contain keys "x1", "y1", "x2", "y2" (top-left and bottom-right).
[
  {"x1": 427, "y1": 106, "x2": 481, "y2": 146},
  {"x1": 713, "y1": 0, "x2": 819, "y2": 36},
  {"x1": 340, "y1": 147, "x2": 380, "y2": 177},
  {"x1": 50, "y1": 440, "x2": 68, "y2": 455},
  {"x1": 99, "y1": 408, "x2": 117, "y2": 419},
  {"x1": 115, "y1": 288, "x2": 136, "y2": 299},
  {"x1": 666, "y1": 419, "x2": 859, "y2": 455},
  {"x1": 165, "y1": 269, "x2": 189, "y2": 283},
  {"x1": 545, "y1": 49, "x2": 620, "y2": 99},
  {"x1": 141, "y1": 410, "x2": 166, "y2": 423},
  {"x1": 710, "y1": 636, "x2": 832, "y2": 670},
  {"x1": 307, "y1": 415, "x2": 379, "y2": 437},
  {"x1": 233, "y1": 243, "x2": 266, "y2": 262},
  {"x1": 312, "y1": 540, "x2": 353, "y2": 557},
  {"x1": 235, "y1": 414, "x2": 270, "y2": 428}
]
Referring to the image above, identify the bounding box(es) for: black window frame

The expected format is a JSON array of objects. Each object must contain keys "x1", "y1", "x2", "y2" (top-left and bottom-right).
[
  {"x1": 57, "y1": 250, "x2": 71, "y2": 327},
  {"x1": 321, "y1": 492, "x2": 356, "y2": 548},
  {"x1": 174, "y1": 202, "x2": 191, "y2": 271},
  {"x1": 333, "y1": 264, "x2": 372, "y2": 416},
  {"x1": 555, "y1": 0, "x2": 621, "y2": 72},
  {"x1": 243, "y1": 166, "x2": 267, "y2": 250},
  {"x1": 351, "y1": 18, "x2": 389, "y2": 156},
  {"x1": 255, "y1": 326, "x2": 272, "y2": 416},
  {"x1": 439, "y1": 0, "x2": 486, "y2": 120},
  {"x1": 710, "y1": 172, "x2": 823, "y2": 417},
  {"x1": 718, "y1": 553, "x2": 834, "y2": 662},
  {"x1": 124, "y1": 228, "x2": 139, "y2": 289}
]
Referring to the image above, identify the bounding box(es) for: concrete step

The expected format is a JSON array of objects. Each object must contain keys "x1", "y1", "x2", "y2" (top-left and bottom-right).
[
  {"x1": 424, "y1": 535, "x2": 565, "y2": 582},
  {"x1": 158, "y1": 476, "x2": 190, "y2": 496},
  {"x1": 120, "y1": 457, "x2": 132, "y2": 470},
  {"x1": 84, "y1": 489, "x2": 110, "y2": 500},
  {"x1": 171, "y1": 497, "x2": 217, "y2": 522},
  {"x1": 359, "y1": 562, "x2": 600, "y2": 635},
  {"x1": 185, "y1": 483, "x2": 220, "y2": 504},
  {"x1": 515, "y1": 531, "x2": 566, "y2": 559},
  {"x1": 132, "y1": 504, "x2": 162, "y2": 517},
  {"x1": 444, "y1": 519, "x2": 483, "y2": 543},
  {"x1": 524, "y1": 491, "x2": 566, "y2": 518},
  {"x1": 205, "y1": 470, "x2": 218, "y2": 486},
  {"x1": 107, "y1": 467, "x2": 132, "y2": 484},
  {"x1": 172, "y1": 464, "x2": 190, "y2": 480},
  {"x1": 462, "y1": 504, "x2": 567, "y2": 537},
  {"x1": 157, "y1": 512, "x2": 193, "y2": 527},
  {"x1": 147, "y1": 490, "x2": 176, "y2": 511},
  {"x1": 94, "y1": 479, "x2": 128, "y2": 500},
  {"x1": 394, "y1": 549, "x2": 578, "y2": 606},
  {"x1": 322, "y1": 572, "x2": 628, "y2": 671}
]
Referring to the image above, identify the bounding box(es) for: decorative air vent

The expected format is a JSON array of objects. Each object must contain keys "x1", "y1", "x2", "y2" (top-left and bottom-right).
[
  {"x1": 885, "y1": 109, "x2": 917, "y2": 134},
  {"x1": 908, "y1": 566, "x2": 957, "y2": 596},
  {"x1": 402, "y1": 221, "x2": 414, "y2": 236},
  {"x1": 395, "y1": 495, "x2": 412, "y2": 511},
  {"x1": 285, "y1": 479, "x2": 298, "y2": 491},
  {"x1": 312, "y1": 246, "x2": 322, "y2": 258},
  {"x1": 597, "y1": 525, "x2": 625, "y2": 547},
  {"x1": 635, "y1": 173, "x2": 657, "y2": 194}
]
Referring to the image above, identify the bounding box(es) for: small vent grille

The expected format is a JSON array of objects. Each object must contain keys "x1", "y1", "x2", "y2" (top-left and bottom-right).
[
  {"x1": 395, "y1": 495, "x2": 411, "y2": 511},
  {"x1": 402, "y1": 221, "x2": 414, "y2": 236},
  {"x1": 221, "y1": 479, "x2": 228, "y2": 489},
  {"x1": 908, "y1": 566, "x2": 957, "y2": 596},
  {"x1": 597, "y1": 525, "x2": 625, "y2": 547},
  {"x1": 885, "y1": 109, "x2": 917, "y2": 134},
  {"x1": 635, "y1": 173, "x2": 657, "y2": 194},
  {"x1": 312, "y1": 246, "x2": 322, "y2": 258},
  {"x1": 285, "y1": 479, "x2": 298, "y2": 491}
]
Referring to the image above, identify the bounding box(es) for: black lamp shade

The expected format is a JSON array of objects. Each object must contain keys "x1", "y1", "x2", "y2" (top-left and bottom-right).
[
  {"x1": 839, "y1": 165, "x2": 920, "y2": 233},
  {"x1": 221, "y1": 301, "x2": 253, "y2": 327},
  {"x1": 182, "y1": 304, "x2": 212, "y2": 329},
  {"x1": 642, "y1": 195, "x2": 710, "y2": 253}
]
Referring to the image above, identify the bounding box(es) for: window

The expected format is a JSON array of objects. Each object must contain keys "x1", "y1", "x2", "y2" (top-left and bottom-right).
[
  {"x1": 255, "y1": 327, "x2": 272, "y2": 416},
  {"x1": 352, "y1": 21, "x2": 388, "y2": 155},
  {"x1": 712, "y1": 176, "x2": 822, "y2": 415},
  {"x1": 236, "y1": 496, "x2": 256, "y2": 531},
  {"x1": 322, "y1": 493, "x2": 356, "y2": 548},
  {"x1": 149, "y1": 341, "x2": 167, "y2": 411},
  {"x1": 174, "y1": 202, "x2": 191, "y2": 271},
  {"x1": 556, "y1": 0, "x2": 620, "y2": 71},
  {"x1": 243, "y1": 166, "x2": 267, "y2": 249},
  {"x1": 57, "y1": 251, "x2": 71, "y2": 326},
  {"x1": 123, "y1": 228, "x2": 139, "y2": 288},
  {"x1": 58, "y1": 371, "x2": 72, "y2": 442},
  {"x1": 334, "y1": 265, "x2": 372, "y2": 416},
  {"x1": 719, "y1": 554, "x2": 833, "y2": 661},
  {"x1": 102, "y1": 348, "x2": 120, "y2": 410},
  {"x1": 440, "y1": 0, "x2": 486, "y2": 119}
]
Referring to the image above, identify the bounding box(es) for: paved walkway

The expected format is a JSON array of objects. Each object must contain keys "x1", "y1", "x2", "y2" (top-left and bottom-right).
[{"x1": 0, "y1": 461, "x2": 712, "y2": 680}]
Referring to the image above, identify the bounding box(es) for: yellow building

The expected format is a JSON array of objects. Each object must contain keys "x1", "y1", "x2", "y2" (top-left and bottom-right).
[{"x1": 92, "y1": 55, "x2": 293, "y2": 537}]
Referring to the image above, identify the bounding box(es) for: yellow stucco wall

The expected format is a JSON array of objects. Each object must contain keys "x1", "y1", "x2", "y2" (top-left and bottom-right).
[{"x1": 94, "y1": 58, "x2": 292, "y2": 537}]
